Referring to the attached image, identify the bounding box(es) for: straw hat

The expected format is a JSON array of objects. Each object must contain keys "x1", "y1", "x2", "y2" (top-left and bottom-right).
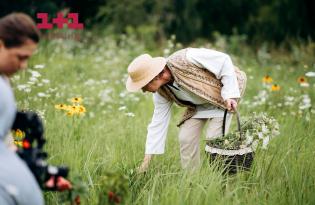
[{"x1": 126, "y1": 54, "x2": 166, "y2": 92}]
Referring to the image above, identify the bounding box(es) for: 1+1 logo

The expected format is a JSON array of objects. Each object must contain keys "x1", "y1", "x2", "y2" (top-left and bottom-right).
[{"x1": 37, "y1": 12, "x2": 84, "y2": 30}]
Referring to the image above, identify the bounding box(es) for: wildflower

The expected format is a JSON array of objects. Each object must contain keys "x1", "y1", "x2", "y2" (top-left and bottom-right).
[
  {"x1": 55, "y1": 104, "x2": 67, "y2": 110},
  {"x1": 285, "y1": 96, "x2": 295, "y2": 102},
  {"x1": 38, "y1": 92, "x2": 49, "y2": 98},
  {"x1": 297, "y1": 76, "x2": 307, "y2": 84},
  {"x1": 262, "y1": 75, "x2": 273, "y2": 83},
  {"x1": 78, "y1": 105, "x2": 86, "y2": 114},
  {"x1": 29, "y1": 77, "x2": 38, "y2": 82},
  {"x1": 119, "y1": 92, "x2": 127, "y2": 98},
  {"x1": 101, "y1": 79, "x2": 108, "y2": 84},
  {"x1": 261, "y1": 125, "x2": 269, "y2": 134},
  {"x1": 271, "y1": 84, "x2": 280, "y2": 91},
  {"x1": 99, "y1": 89, "x2": 113, "y2": 103},
  {"x1": 66, "y1": 111, "x2": 74, "y2": 116},
  {"x1": 14, "y1": 140, "x2": 23, "y2": 147},
  {"x1": 48, "y1": 88, "x2": 57, "y2": 92},
  {"x1": 300, "y1": 82, "x2": 310, "y2": 87},
  {"x1": 297, "y1": 76, "x2": 310, "y2": 87},
  {"x1": 12, "y1": 75, "x2": 20, "y2": 81},
  {"x1": 108, "y1": 191, "x2": 121, "y2": 203},
  {"x1": 17, "y1": 84, "x2": 29, "y2": 91},
  {"x1": 207, "y1": 113, "x2": 279, "y2": 150},
  {"x1": 262, "y1": 136, "x2": 270, "y2": 149},
  {"x1": 252, "y1": 90, "x2": 268, "y2": 106},
  {"x1": 34, "y1": 64, "x2": 45, "y2": 69},
  {"x1": 55, "y1": 97, "x2": 86, "y2": 117},
  {"x1": 74, "y1": 196, "x2": 80, "y2": 205},
  {"x1": 87, "y1": 112, "x2": 94, "y2": 119},
  {"x1": 118, "y1": 106, "x2": 127, "y2": 111},
  {"x1": 42, "y1": 79, "x2": 50, "y2": 84},
  {"x1": 125, "y1": 112, "x2": 135, "y2": 117},
  {"x1": 305, "y1": 71, "x2": 315, "y2": 77},
  {"x1": 84, "y1": 79, "x2": 96, "y2": 86},
  {"x1": 29, "y1": 70, "x2": 41, "y2": 77},
  {"x1": 69, "y1": 105, "x2": 80, "y2": 114},
  {"x1": 299, "y1": 94, "x2": 311, "y2": 110},
  {"x1": 14, "y1": 129, "x2": 25, "y2": 138},
  {"x1": 163, "y1": 48, "x2": 170, "y2": 56},
  {"x1": 24, "y1": 88, "x2": 31, "y2": 93},
  {"x1": 71, "y1": 97, "x2": 83, "y2": 104}
]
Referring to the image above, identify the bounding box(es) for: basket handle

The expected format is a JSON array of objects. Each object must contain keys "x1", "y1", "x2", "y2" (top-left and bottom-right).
[{"x1": 222, "y1": 108, "x2": 242, "y2": 139}]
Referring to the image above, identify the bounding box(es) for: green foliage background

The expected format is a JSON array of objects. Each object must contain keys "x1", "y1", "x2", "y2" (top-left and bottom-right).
[{"x1": 1, "y1": 0, "x2": 314, "y2": 43}]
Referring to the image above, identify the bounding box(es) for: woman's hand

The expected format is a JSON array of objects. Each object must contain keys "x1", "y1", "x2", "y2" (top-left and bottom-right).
[
  {"x1": 225, "y1": 98, "x2": 238, "y2": 111},
  {"x1": 137, "y1": 154, "x2": 152, "y2": 173}
]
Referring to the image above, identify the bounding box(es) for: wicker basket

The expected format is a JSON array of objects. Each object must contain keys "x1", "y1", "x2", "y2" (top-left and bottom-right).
[{"x1": 205, "y1": 109, "x2": 254, "y2": 174}]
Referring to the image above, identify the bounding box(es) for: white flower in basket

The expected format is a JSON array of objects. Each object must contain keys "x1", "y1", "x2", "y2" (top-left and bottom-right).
[
  {"x1": 207, "y1": 113, "x2": 280, "y2": 153},
  {"x1": 205, "y1": 110, "x2": 280, "y2": 173}
]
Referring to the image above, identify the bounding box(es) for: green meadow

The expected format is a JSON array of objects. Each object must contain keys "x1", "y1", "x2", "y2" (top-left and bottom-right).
[{"x1": 12, "y1": 32, "x2": 315, "y2": 205}]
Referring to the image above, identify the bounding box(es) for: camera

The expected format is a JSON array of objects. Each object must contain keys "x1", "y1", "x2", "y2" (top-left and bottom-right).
[{"x1": 11, "y1": 111, "x2": 69, "y2": 191}]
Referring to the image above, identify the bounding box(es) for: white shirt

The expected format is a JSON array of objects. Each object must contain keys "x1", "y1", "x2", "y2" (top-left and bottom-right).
[
  {"x1": 145, "y1": 48, "x2": 240, "y2": 154},
  {"x1": 0, "y1": 75, "x2": 16, "y2": 140}
]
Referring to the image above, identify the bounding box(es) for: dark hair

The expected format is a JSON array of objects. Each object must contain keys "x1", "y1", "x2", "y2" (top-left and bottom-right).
[{"x1": 0, "y1": 13, "x2": 40, "y2": 48}]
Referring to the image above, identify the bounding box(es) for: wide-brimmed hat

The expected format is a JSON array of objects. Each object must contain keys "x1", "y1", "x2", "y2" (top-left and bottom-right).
[{"x1": 126, "y1": 54, "x2": 166, "y2": 92}]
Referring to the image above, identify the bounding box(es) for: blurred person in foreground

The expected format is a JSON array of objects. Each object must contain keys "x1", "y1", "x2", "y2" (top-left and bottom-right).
[
  {"x1": 126, "y1": 48, "x2": 247, "y2": 172},
  {"x1": 0, "y1": 12, "x2": 44, "y2": 205}
]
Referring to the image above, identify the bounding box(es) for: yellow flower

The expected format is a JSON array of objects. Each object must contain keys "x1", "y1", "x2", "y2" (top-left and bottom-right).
[
  {"x1": 78, "y1": 105, "x2": 86, "y2": 114},
  {"x1": 55, "y1": 104, "x2": 67, "y2": 110},
  {"x1": 64, "y1": 105, "x2": 86, "y2": 116},
  {"x1": 71, "y1": 105, "x2": 80, "y2": 113},
  {"x1": 14, "y1": 129, "x2": 25, "y2": 139},
  {"x1": 14, "y1": 140, "x2": 23, "y2": 147},
  {"x1": 297, "y1": 76, "x2": 307, "y2": 84},
  {"x1": 66, "y1": 110, "x2": 74, "y2": 116},
  {"x1": 271, "y1": 84, "x2": 281, "y2": 91},
  {"x1": 71, "y1": 97, "x2": 83, "y2": 104},
  {"x1": 262, "y1": 75, "x2": 273, "y2": 83}
]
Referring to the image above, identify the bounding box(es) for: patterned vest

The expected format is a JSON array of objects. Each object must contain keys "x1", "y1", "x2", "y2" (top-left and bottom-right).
[{"x1": 157, "y1": 48, "x2": 247, "y2": 126}]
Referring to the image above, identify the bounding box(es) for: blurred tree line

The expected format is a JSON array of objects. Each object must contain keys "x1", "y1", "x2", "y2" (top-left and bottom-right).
[{"x1": 0, "y1": 0, "x2": 314, "y2": 43}]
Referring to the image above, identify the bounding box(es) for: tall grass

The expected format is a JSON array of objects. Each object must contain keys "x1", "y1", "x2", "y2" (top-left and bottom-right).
[{"x1": 12, "y1": 32, "x2": 315, "y2": 205}]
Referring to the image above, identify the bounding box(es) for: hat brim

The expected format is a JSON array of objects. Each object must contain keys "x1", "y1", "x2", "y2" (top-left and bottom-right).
[{"x1": 126, "y1": 57, "x2": 166, "y2": 92}]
